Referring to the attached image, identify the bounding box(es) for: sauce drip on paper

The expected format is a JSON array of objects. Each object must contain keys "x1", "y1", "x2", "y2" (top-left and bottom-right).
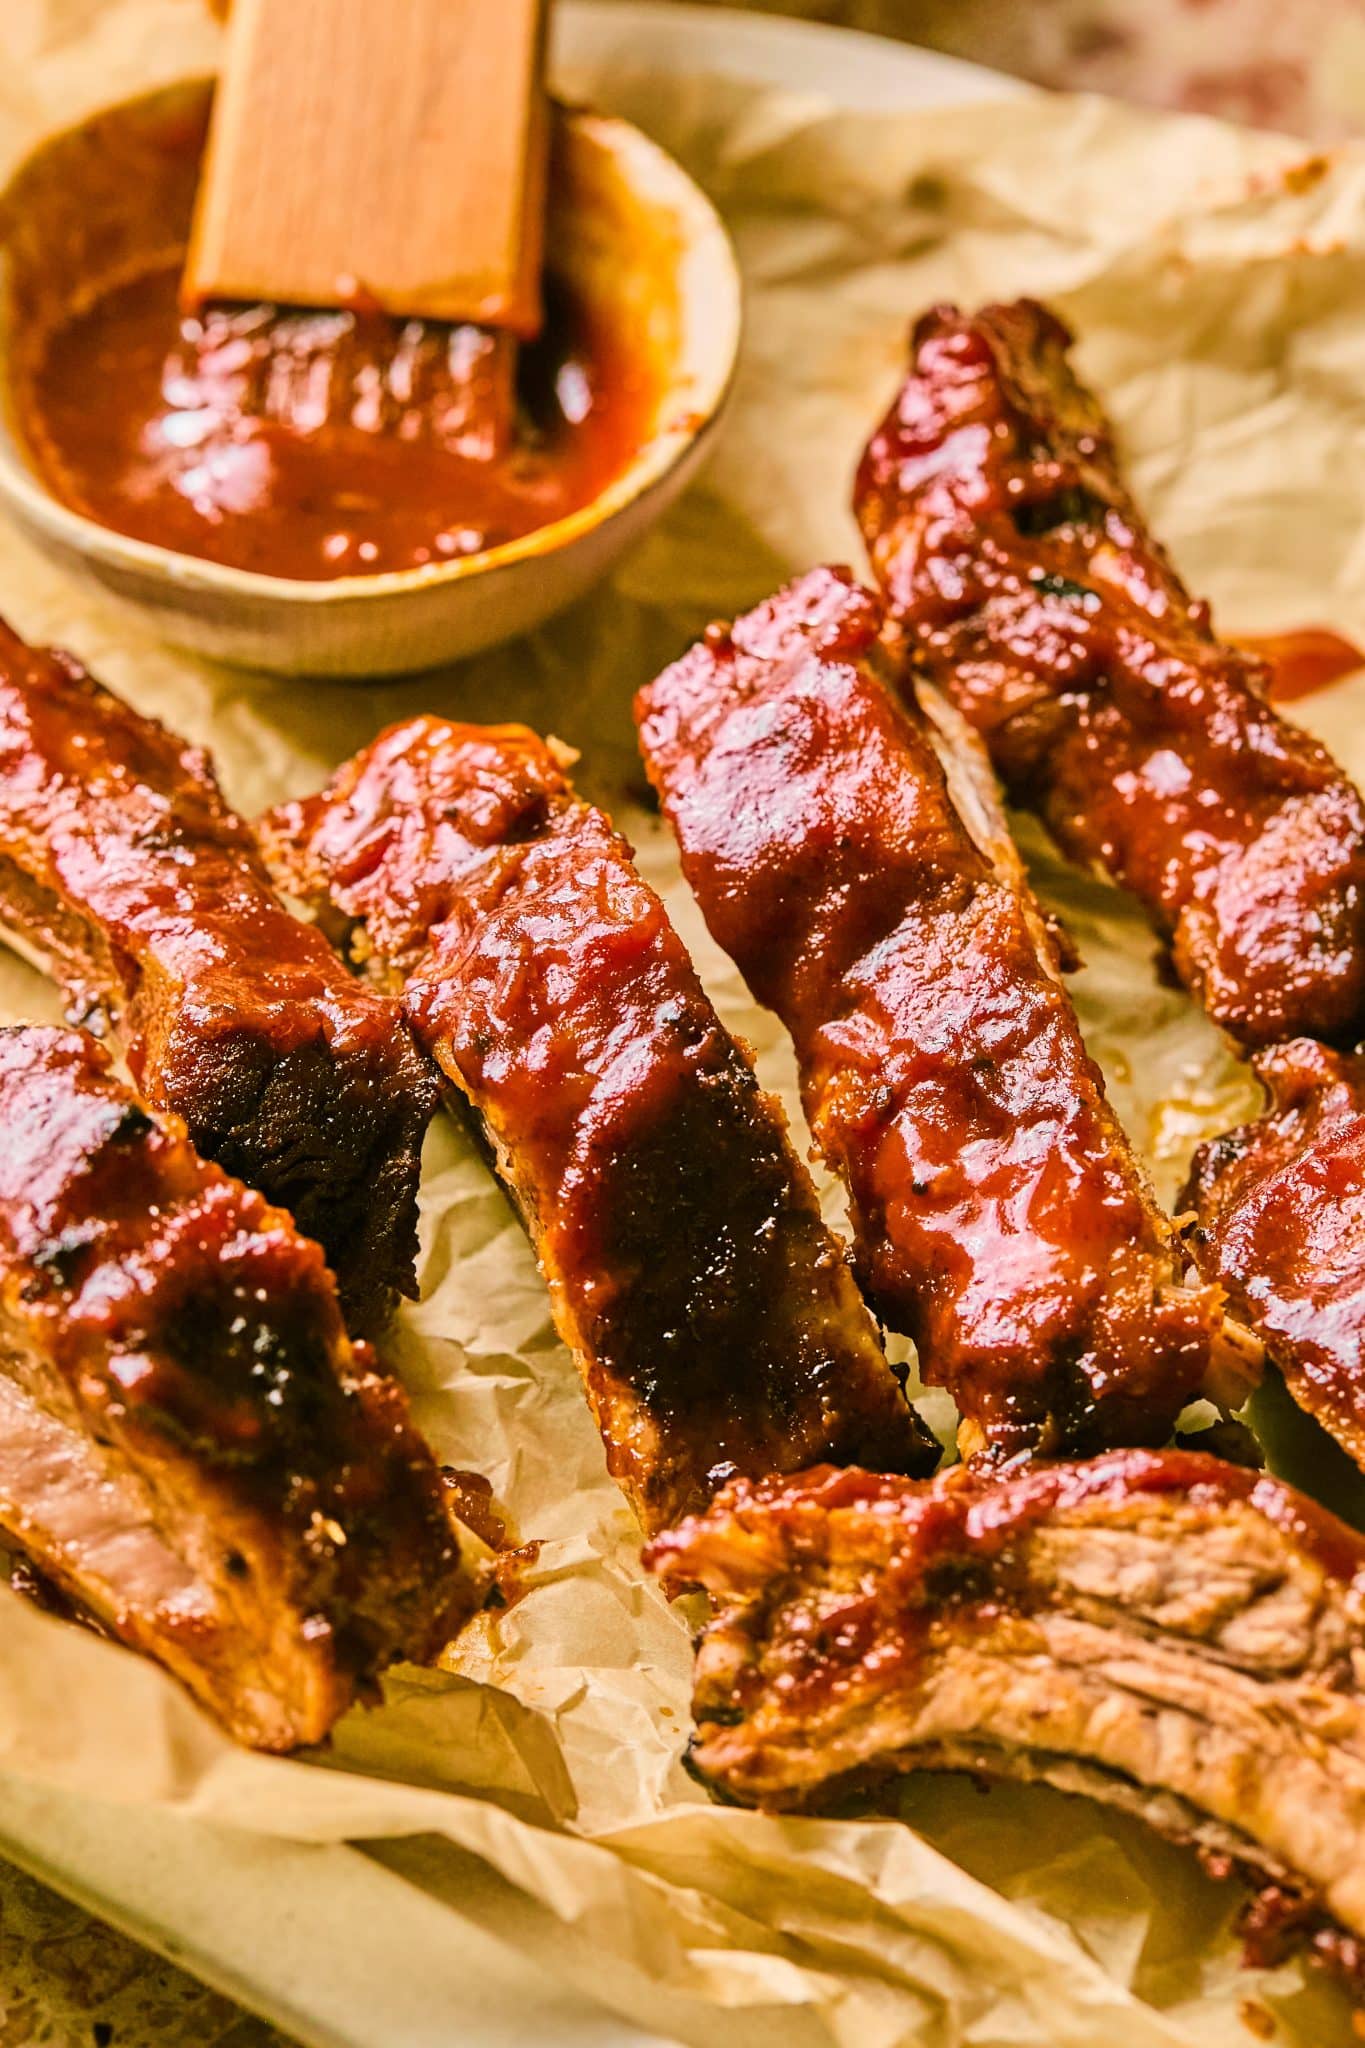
[{"x1": 1237, "y1": 628, "x2": 1365, "y2": 705}]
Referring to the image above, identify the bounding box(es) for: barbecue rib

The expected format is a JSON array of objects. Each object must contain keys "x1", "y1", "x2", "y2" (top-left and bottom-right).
[
  {"x1": 260, "y1": 717, "x2": 934, "y2": 1532},
  {"x1": 0, "y1": 1025, "x2": 475, "y2": 1750},
  {"x1": 854, "y1": 299, "x2": 1365, "y2": 1049},
  {"x1": 636, "y1": 567, "x2": 1231, "y2": 1459},
  {"x1": 649, "y1": 1450, "x2": 1365, "y2": 1977},
  {"x1": 1185, "y1": 1038, "x2": 1365, "y2": 1471},
  {"x1": 0, "y1": 619, "x2": 436, "y2": 1327}
]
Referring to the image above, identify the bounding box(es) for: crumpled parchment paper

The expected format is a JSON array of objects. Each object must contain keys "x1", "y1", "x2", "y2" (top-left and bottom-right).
[{"x1": 0, "y1": 5, "x2": 1363, "y2": 2042}]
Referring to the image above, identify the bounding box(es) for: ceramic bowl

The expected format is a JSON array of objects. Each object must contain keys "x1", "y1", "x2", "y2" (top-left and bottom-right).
[{"x1": 0, "y1": 82, "x2": 741, "y2": 676}]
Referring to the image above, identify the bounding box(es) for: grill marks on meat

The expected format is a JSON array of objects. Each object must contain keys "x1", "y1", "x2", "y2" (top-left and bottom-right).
[
  {"x1": 649, "y1": 1450, "x2": 1365, "y2": 1970},
  {"x1": 0, "y1": 1026, "x2": 473, "y2": 1750},
  {"x1": 636, "y1": 567, "x2": 1226, "y2": 1459},
  {"x1": 1185, "y1": 1039, "x2": 1365, "y2": 1471},
  {"x1": 260, "y1": 717, "x2": 933, "y2": 1533},
  {"x1": 854, "y1": 300, "x2": 1365, "y2": 1049},
  {"x1": 0, "y1": 620, "x2": 435, "y2": 1328}
]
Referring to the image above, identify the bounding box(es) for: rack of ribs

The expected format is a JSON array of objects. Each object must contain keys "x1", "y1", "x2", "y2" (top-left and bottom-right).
[
  {"x1": 260, "y1": 716, "x2": 935, "y2": 1533},
  {"x1": 854, "y1": 299, "x2": 1365, "y2": 1050},
  {"x1": 649, "y1": 1449, "x2": 1365, "y2": 1982},
  {"x1": 636, "y1": 566, "x2": 1235, "y2": 1460},
  {"x1": 0, "y1": 619, "x2": 436, "y2": 1328},
  {"x1": 1185, "y1": 1038, "x2": 1365, "y2": 1471},
  {"x1": 0, "y1": 1025, "x2": 475, "y2": 1751}
]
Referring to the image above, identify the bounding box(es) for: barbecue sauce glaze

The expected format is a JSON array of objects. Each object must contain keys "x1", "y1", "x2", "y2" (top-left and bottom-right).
[{"x1": 15, "y1": 262, "x2": 652, "y2": 581}]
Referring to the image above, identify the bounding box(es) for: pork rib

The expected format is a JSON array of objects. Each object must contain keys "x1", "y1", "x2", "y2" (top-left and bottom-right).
[
  {"x1": 0, "y1": 1024, "x2": 474, "y2": 1750},
  {"x1": 0, "y1": 620, "x2": 436, "y2": 1327},
  {"x1": 636, "y1": 567, "x2": 1231, "y2": 1459},
  {"x1": 649, "y1": 1450, "x2": 1365, "y2": 1978},
  {"x1": 1185, "y1": 1038, "x2": 1365, "y2": 1471},
  {"x1": 854, "y1": 299, "x2": 1365, "y2": 1049},
  {"x1": 261, "y1": 717, "x2": 934, "y2": 1532}
]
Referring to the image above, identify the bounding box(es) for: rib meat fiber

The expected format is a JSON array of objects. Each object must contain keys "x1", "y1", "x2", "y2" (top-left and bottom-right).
[{"x1": 650, "y1": 1449, "x2": 1365, "y2": 1980}]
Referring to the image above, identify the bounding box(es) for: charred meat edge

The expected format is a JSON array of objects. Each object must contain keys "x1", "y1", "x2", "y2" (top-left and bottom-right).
[
  {"x1": 0, "y1": 1024, "x2": 481, "y2": 1751},
  {"x1": 259, "y1": 714, "x2": 936, "y2": 1534},
  {"x1": 0, "y1": 617, "x2": 437, "y2": 1328}
]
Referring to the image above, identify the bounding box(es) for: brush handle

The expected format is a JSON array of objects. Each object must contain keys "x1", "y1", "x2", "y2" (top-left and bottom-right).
[{"x1": 185, "y1": 0, "x2": 549, "y2": 334}]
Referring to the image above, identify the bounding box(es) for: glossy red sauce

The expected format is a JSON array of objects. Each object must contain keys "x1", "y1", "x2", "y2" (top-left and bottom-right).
[
  {"x1": 1184, "y1": 1036, "x2": 1365, "y2": 1474},
  {"x1": 637, "y1": 566, "x2": 1216, "y2": 1457},
  {"x1": 855, "y1": 300, "x2": 1365, "y2": 1051},
  {"x1": 0, "y1": 1025, "x2": 420, "y2": 1539},
  {"x1": 1235, "y1": 627, "x2": 1365, "y2": 704},
  {"x1": 0, "y1": 618, "x2": 412, "y2": 1054},
  {"x1": 263, "y1": 715, "x2": 930, "y2": 1532},
  {"x1": 15, "y1": 263, "x2": 654, "y2": 581}
]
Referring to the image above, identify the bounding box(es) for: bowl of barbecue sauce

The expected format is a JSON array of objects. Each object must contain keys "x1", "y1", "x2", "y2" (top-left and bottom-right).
[{"x1": 0, "y1": 81, "x2": 740, "y2": 675}]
